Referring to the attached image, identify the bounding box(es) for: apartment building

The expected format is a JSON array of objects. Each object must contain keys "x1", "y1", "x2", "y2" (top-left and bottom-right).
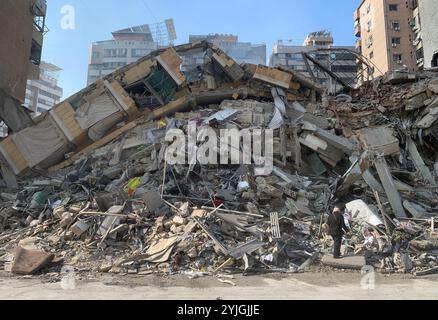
[
  {"x1": 411, "y1": 0, "x2": 438, "y2": 69},
  {"x1": 24, "y1": 62, "x2": 63, "y2": 116},
  {"x1": 87, "y1": 20, "x2": 176, "y2": 85},
  {"x1": 269, "y1": 31, "x2": 358, "y2": 93},
  {"x1": 0, "y1": 0, "x2": 47, "y2": 135},
  {"x1": 354, "y1": 0, "x2": 418, "y2": 80}
]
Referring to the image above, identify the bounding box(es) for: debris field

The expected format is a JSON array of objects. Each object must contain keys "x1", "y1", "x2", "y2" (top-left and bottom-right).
[{"x1": 1, "y1": 41, "x2": 438, "y2": 279}]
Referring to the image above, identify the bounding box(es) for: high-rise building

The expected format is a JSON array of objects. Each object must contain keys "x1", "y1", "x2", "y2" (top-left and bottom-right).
[
  {"x1": 269, "y1": 31, "x2": 358, "y2": 93},
  {"x1": 411, "y1": 0, "x2": 438, "y2": 69},
  {"x1": 87, "y1": 20, "x2": 176, "y2": 85},
  {"x1": 354, "y1": 0, "x2": 419, "y2": 80},
  {"x1": 24, "y1": 61, "x2": 63, "y2": 116},
  {"x1": 182, "y1": 34, "x2": 266, "y2": 78},
  {"x1": 0, "y1": 0, "x2": 47, "y2": 134}
]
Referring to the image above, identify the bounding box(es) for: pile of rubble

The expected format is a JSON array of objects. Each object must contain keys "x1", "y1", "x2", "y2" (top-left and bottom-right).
[{"x1": 0, "y1": 42, "x2": 438, "y2": 278}]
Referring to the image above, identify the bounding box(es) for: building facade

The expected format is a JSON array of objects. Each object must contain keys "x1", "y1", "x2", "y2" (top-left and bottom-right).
[
  {"x1": 0, "y1": 0, "x2": 47, "y2": 136},
  {"x1": 269, "y1": 31, "x2": 358, "y2": 93},
  {"x1": 87, "y1": 21, "x2": 176, "y2": 85},
  {"x1": 354, "y1": 0, "x2": 419, "y2": 80},
  {"x1": 411, "y1": 0, "x2": 438, "y2": 69},
  {"x1": 24, "y1": 62, "x2": 63, "y2": 116}
]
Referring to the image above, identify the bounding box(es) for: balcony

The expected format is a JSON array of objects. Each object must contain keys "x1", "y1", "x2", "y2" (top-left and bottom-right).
[
  {"x1": 354, "y1": 23, "x2": 361, "y2": 37},
  {"x1": 354, "y1": 9, "x2": 360, "y2": 22},
  {"x1": 31, "y1": 0, "x2": 47, "y2": 16}
]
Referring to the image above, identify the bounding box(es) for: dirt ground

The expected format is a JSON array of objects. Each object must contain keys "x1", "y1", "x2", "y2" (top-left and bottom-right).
[{"x1": 0, "y1": 267, "x2": 437, "y2": 300}]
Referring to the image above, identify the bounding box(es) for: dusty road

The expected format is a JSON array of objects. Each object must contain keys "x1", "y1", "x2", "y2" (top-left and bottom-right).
[{"x1": 0, "y1": 270, "x2": 437, "y2": 300}]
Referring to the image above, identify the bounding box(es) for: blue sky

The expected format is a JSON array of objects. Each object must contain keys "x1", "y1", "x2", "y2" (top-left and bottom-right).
[{"x1": 42, "y1": 0, "x2": 362, "y2": 98}]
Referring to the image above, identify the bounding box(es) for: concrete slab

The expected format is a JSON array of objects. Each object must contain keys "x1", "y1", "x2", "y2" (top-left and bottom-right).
[
  {"x1": 321, "y1": 254, "x2": 366, "y2": 270},
  {"x1": 11, "y1": 246, "x2": 54, "y2": 275}
]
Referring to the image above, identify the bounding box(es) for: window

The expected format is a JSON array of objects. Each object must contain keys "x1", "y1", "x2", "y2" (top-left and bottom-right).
[
  {"x1": 131, "y1": 49, "x2": 149, "y2": 58},
  {"x1": 92, "y1": 51, "x2": 100, "y2": 59},
  {"x1": 369, "y1": 51, "x2": 374, "y2": 59},
  {"x1": 389, "y1": 4, "x2": 398, "y2": 11},
  {"x1": 39, "y1": 89, "x2": 60, "y2": 100},
  {"x1": 104, "y1": 49, "x2": 113, "y2": 58},
  {"x1": 315, "y1": 54, "x2": 329, "y2": 60},
  {"x1": 37, "y1": 98, "x2": 49, "y2": 106},
  {"x1": 331, "y1": 65, "x2": 358, "y2": 73},
  {"x1": 103, "y1": 49, "x2": 127, "y2": 58},
  {"x1": 366, "y1": 4, "x2": 371, "y2": 13},
  {"x1": 102, "y1": 62, "x2": 126, "y2": 70},
  {"x1": 392, "y1": 37, "x2": 401, "y2": 45},
  {"x1": 117, "y1": 49, "x2": 127, "y2": 58},
  {"x1": 393, "y1": 53, "x2": 403, "y2": 62},
  {"x1": 290, "y1": 53, "x2": 304, "y2": 60},
  {"x1": 392, "y1": 20, "x2": 400, "y2": 30},
  {"x1": 366, "y1": 35, "x2": 373, "y2": 48},
  {"x1": 366, "y1": 20, "x2": 372, "y2": 32}
]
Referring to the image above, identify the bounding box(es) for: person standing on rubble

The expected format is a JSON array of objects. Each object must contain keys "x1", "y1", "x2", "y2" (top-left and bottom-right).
[{"x1": 327, "y1": 204, "x2": 351, "y2": 259}]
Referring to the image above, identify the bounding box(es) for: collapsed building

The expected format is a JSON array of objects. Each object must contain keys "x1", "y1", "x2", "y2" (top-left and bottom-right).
[{"x1": 0, "y1": 41, "x2": 438, "y2": 278}]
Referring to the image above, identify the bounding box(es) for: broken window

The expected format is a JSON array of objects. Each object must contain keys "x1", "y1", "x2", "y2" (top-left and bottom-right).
[
  {"x1": 392, "y1": 37, "x2": 401, "y2": 46},
  {"x1": 30, "y1": 39, "x2": 42, "y2": 65}
]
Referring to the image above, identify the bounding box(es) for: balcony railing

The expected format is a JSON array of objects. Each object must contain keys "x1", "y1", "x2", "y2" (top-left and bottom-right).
[{"x1": 354, "y1": 24, "x2": 361, "y2": 37}]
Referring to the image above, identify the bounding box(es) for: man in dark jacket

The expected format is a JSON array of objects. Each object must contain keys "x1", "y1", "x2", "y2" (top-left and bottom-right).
[{"x1": 327, "y1": 205, "x2": 350, "y2": 259}]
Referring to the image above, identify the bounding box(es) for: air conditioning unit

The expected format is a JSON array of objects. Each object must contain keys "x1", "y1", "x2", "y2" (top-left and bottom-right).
[
  {"x1": 392, "y1": 43, "x2": 398, "y2": 47},
  {"x1": 394, "y1": 27, "x2": 400, "y2": 31}
]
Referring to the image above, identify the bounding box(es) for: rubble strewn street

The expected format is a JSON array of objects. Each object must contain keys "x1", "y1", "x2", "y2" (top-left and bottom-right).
[{"x1": 1, "y1": 41, "x2": 438, "y2": 282}]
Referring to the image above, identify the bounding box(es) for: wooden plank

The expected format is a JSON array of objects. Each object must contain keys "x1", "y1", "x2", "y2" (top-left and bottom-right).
[
  {"x1": 374, "y1": 156, "x2": 407, "y2": 218},
  {"x1": 48, "y1": 121, "x2": 137, "y2": 173}
]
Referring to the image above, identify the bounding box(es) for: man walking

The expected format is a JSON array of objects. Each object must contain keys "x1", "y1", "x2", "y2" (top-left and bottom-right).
[{"x1": 327, "y1": 204, "x2": 350, "y2": 259}]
